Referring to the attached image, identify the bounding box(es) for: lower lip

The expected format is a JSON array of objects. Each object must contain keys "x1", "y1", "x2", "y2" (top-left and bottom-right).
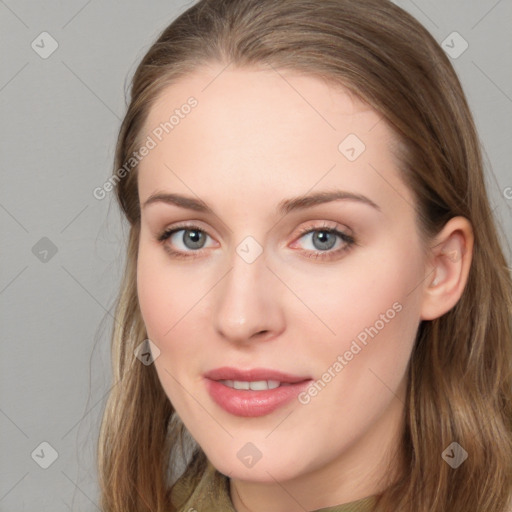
[{"x1": 204, "y1": 378, "x2": 312, "y2": 417}]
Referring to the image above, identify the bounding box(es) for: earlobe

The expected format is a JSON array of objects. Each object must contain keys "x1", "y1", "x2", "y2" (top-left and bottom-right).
[{"x1": 420, "y1": 216, "x2": 474, "y2": 321}]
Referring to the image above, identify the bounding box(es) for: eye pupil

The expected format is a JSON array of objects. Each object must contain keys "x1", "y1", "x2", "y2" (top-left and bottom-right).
[
  {"x1": 184, "y1": 229, "x2": 205, "y2": 249},
  {"x1": 313, "y1": 230, "x2": 336, "y2": 251}
]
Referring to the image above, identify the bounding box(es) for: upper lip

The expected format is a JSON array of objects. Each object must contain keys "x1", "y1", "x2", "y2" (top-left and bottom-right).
[{"x1": 204, "y1": 366, "x2": 311, "y2": 383}]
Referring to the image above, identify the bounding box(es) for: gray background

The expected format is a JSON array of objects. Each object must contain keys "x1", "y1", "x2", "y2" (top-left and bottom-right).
[{"x1": 1, "y1": 0, "x2": 511, "y2": 510}]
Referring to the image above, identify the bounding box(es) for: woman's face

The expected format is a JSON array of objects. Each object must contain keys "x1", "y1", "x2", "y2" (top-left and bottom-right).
[{"x1": 136, "y1": 64, "x2": 428, "y2": 498}]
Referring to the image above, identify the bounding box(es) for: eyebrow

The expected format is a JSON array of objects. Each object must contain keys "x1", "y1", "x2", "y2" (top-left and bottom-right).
[{"x1": 142, "y1": 190, "x2": 381, "y2": 215}]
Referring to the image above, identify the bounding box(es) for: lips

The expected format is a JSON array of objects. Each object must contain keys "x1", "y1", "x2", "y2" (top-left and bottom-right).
[
  {"x1": 203, "y1": 366, "x2": 313, "y2": 417},
  {"x1": 203, "y1": 366, "x2": 311, "y2": 384}
]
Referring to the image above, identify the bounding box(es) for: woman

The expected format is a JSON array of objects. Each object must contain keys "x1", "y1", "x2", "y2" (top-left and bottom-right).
[{"x1": 97, "y1": 0, "x2": 512, "y2": 510}]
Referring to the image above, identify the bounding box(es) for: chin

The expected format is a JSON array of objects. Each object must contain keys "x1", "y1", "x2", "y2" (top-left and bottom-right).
[{"x1": 206, "y1": 450, "x2": 309, "y2": 483}]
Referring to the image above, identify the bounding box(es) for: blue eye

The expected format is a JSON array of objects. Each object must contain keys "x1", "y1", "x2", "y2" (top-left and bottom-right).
[
  {"x1": 301, "y1": 229, "x2": 340, "y2": 251},
  {"x1": 158, "y1": 225, "x2": 212, "y2": 254},
  {"x1": 157, "y1": 223, "x2": 355, "y2": 261},
  {"x1": 294, "y1": 226, "x2": 355, "y2": 260}
]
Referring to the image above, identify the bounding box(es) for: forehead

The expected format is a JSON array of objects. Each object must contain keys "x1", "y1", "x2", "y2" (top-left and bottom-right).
[
  {"x1": 137, "y1": 64, "x2": 409, "y2": 218},
  {"x1": 142, "y1": 64, "x2": 379, "y2": 140}
]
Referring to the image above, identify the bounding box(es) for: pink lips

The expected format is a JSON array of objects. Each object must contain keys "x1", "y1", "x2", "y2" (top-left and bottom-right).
[
  {"x1": 204, "y1": 366, "x2": 310, "y2": 383},
  {"x1": 203, "y1": 366, "x2": 312, "y2": 417}
]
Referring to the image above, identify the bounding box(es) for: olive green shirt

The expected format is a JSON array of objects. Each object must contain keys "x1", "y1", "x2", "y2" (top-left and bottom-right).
[{"x1": 171, "y1": 459, "x2": 377, "y2": 512}]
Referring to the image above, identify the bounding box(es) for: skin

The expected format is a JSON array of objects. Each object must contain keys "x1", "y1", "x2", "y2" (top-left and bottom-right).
[{"x1": 135, "y1": 63, "x2": 473, "y2": 511}]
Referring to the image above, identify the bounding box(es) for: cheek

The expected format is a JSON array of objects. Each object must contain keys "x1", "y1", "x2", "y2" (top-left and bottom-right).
[
  {"x1": 286, "y1": 237, "x2": 423, "y2": 339},
  {"x1": 136, "y1": 241, "x2": 199, "y2": 341},
  {"x1": 136, "y1": 246, "x2": 169, "y2": 340},
  {"x1": 136, "y1": 242, "x2": 211, "y2": 393},
  {"x1": 136, "y1": 247, "x2": 200, "y2": 406},
  {"x1": 290, "y1": 237, "x2": 424, "y2": 391}
]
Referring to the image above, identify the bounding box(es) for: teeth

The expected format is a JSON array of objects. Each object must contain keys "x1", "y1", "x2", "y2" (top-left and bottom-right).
[
  {"x1": 249, "y1": 380, "x2": 280, "y2": 390},
  {"x1": 219, "y1": 379, "x2": 282, "y2": 390}
]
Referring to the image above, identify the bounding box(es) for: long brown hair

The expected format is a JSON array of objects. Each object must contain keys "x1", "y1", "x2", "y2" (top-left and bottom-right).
[{"x1": 97, "y1": 0, "x2": 512, "y2": 510}]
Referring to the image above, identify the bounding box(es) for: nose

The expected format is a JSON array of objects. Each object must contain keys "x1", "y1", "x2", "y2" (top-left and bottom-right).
[{"x1": 212, "y1": 249, "x2": 285, "y2": 345}]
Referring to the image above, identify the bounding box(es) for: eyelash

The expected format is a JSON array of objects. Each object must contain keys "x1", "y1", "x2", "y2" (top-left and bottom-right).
[{"x1": 157, "y1": 222, "x2": 356, "y2": 261}]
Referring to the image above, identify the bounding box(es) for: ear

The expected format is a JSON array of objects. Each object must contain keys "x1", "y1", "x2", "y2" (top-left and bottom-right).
[{"x1": 420, "y1": 216, "x2": 474, "y2": 321}]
